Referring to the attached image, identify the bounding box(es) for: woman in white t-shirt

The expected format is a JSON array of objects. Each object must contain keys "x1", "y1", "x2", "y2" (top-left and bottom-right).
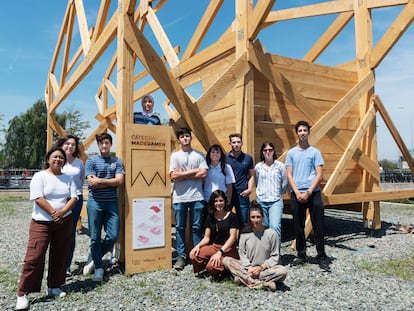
[
  {"x1": 55, "y1": 135, "x2": 85, "y2": 276},
  {"x1": 15, "y1": 147, "x2": 78, "y2": 310}
]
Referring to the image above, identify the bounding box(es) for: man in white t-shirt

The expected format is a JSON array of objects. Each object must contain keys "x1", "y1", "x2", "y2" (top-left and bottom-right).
[{"x1": 170, "y1": 127, "x2": 208, "y2": 270}]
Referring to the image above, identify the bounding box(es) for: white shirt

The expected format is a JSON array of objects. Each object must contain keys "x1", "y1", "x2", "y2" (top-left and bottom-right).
[{"x1": 30, "y1": 170, "x2": 78, "y2": 221}]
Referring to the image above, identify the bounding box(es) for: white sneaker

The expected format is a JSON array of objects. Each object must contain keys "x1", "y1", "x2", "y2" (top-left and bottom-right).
[
  {"x1": 15, "y1": 295, "x2": 29, "y2": 310},
  {"x1": 47, "y1": 287, "x2": 66, "y2": 298},
  {"x1": 92, "y1": 268, "x2": 104, "y2": 282},
  {"x1": 83, "y1": 260, "x2": 94, "y2": 275}
]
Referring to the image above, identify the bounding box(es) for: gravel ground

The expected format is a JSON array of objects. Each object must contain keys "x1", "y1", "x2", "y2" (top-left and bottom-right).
[{"x1": 0, "y1": 198, "x2": 413, "y2": 311}]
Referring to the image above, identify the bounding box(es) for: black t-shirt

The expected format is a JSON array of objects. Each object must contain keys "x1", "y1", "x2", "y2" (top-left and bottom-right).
[{"x1": 205, "y1": 212, "x2": 239, "y2": 245}]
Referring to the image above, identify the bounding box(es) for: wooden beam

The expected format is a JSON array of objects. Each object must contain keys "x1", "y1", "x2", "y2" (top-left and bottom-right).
[
  {"x1": 373, "y1": 94, "x2": 414, "y2": 172},
  {"x1": 145, "y1": 6, "x2": 179, "y2": 68},
  {"x1": 369, "y1": 0, "x2": 414, "y2": 68},
  {"x1": 304, "y1": 12, "x2": 353, "y2": 62},
  {"x1": 323, "y1": 102, "x2": 377, "y2": 195},
  {"x1": 263, "y1": 0, "x2": 408, "y2": 27},
  {"x1": 199, "y1": 53, "x2": 251, "y2": 116},
  {"x1": 309, "y1": 72, "x2": 375, "y2": 145},
  {"x1": 324, "y1": 189, "x2": 414, "y2": 205},
  {"x1": 49, "y1": 12, "x2": 118, "y2": 114},
  {"x1": 123, "y1": 14, "x2": 220, "y2": 150},
  {"x1": 182, "y1": 0, "x2": 224, "y2": 60},
  {"x1": 92, "y1": 0, "x2": 111, "y2": 42},
  {"x1": 248, "y1": 0, "x2": 275, "y2": 40},
  {"x1": 249, "y1": 42, "x2": 379, "y2": 178},
  {"x1": 74, "y1": 0, "x2": 91, "y2": 55}
]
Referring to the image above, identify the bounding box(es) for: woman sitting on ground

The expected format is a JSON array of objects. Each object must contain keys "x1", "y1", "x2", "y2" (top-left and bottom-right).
[
  {"x1": 223, "y1": 201, "x2": 288, "y2": 291},
  {"x1": 189, "y1": 190, "x2": 239, "y2": 279}
]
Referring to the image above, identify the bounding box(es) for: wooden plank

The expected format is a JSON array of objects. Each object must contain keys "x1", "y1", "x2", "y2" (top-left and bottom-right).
[
  {"x1": 249, "y1": 43, "x2": 379, "y2": 178},
  {"x1": 59, "y1": 4, "x2": 75, "y2": 87},
  {"x1": 248, "y1": 0, "x2": 275, "y2": 39},
  {"x1": 182, "y1": 0, "x2": 224, "y2": 60},
  {"x1": 323, "y1": 103, "x2": 377, "y2": 195},
  {"x1": 145, "y1": 6, "x2": 179, "y2": 68},
  {"x1": 92, "y1": 0, "x2": 111, "y2": 42},
  {"x1": 309, "y1": 72, "x2": 375, "y2": 145},
  {"x1": 199, "y1": 53, "x2": 250, "y2": 115},
  {"x1": 49, "y1": 12, "x2": 118, "y2": 114},
  {"x1": 264, "y1": 0, "x2": 354, "y2": 26},
  {"x1": 74, "y1": 0, "x2": 91, "y2": 55},
  {"x1": 324, "y1": 189, "x2": 414, "y2": 205},
  {"x1": 48, "y1": 1, "x2": 71, "y2": 76},
  {"x1": 304, "y1": 12, "x2": 353, "y2": 62},
  {"x1": 370, "y1": 0, "x2": 414, "y2": 68},
  {"x1": 123, "y1": 14, "x2": 220, "y2": 150},
  {"x1": 373, "y1": 95, "x2": 414, "y2": 172},
  {"x1": 263, "y1": 0, "x2": 407, "y2": 27}
]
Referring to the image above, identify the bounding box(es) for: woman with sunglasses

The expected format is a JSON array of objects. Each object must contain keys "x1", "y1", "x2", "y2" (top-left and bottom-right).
[{"x1": 254, "y1": 142, "x2": 287, "y2": 243}]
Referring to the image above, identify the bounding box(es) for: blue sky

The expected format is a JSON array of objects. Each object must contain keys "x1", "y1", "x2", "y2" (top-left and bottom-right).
[{"x1": 0, "y1": 1, "x2": 413, "y2": 161}]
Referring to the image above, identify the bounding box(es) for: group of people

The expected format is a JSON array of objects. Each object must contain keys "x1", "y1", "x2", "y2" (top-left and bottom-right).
[
  {"x1": 170, "y1": 120, "x2": 330, "y2": 292},
  {"x1": 15, "y1": 92, "x2": 329, "y2": 309},
  {"x1": 15, "y1": 133, "x2": 125, "y2": 310}
]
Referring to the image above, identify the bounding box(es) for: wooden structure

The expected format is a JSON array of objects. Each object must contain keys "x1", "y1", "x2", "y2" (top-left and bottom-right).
[{"x1": 45, "y1": 0, "x2": 414, "y2": 258}]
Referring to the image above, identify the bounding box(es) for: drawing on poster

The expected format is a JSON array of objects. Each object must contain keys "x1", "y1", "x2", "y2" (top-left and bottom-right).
[{"x1": 132, "y1": 198, "x2": 165, "y2": 250}]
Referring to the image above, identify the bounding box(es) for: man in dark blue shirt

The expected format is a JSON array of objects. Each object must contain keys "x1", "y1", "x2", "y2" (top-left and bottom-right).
[
  {"x1": 226, "y1": 133, "x2": 255, "y2": 227},
  {"x1": 134, "y1": 94, "x2": 161, "y2": 125}
]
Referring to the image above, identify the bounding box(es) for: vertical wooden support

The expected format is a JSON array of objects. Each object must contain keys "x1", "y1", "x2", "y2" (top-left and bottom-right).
[
  {"x1": 235, "y1": 0, "x2": 254, "y2": 154},
  {"x1": 354, "y1": 0, "x2": 379, "y2": 229},
  {"x1": 116, "y1": 0, "x2": 135, "y2": 262}
]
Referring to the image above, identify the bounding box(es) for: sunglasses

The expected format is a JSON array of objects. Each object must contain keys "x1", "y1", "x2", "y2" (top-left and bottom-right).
[{"x1": 263, "y1": 149, "x2": 274, "y2": 152}]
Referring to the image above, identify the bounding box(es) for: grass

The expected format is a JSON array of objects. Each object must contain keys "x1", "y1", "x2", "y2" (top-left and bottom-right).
[
  {"x1": 358, "y1": 254, "x2": 414, "y2": 280},
  {"x1": 384, "y1": 198, "x2": 414, "y2": 205},
  {"x1": 0, "y1": 203, "x2": 16, "y2": 217},
  {"x1": 0, "y1": 197, "x2": 27, "y2": 203},
  {"x1": 0, "y1": 269, "x2": 18, "y2": 293}
]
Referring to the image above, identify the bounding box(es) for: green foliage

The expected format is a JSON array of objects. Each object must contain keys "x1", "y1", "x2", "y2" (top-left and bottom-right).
[
  {"x1": 0, "y1": 100, "x2": 90, "y2": 169},
  {"x1": 0, "y1": 269, "x2": 17, "y2": 293},
  {"x1": 0, "y1": 204, "x2": 16, "y2": 217},
  {"x1": 379, "y1": 159, "x2": 398, "y2": 172},
  {"x1": 358, "y1": 254, "x2": 414, "y2": 280},
  {"x1": 2, "y1": 100, "x2": 47, "y2": 168},
  {"x1": 58, "y1": 106, "x2": 90, "y2": 141}
]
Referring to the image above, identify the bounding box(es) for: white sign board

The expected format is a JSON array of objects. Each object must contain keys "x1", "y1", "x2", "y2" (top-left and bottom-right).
[{"x1": 132, "y1": 198, "x2": 165, "y2": 250}]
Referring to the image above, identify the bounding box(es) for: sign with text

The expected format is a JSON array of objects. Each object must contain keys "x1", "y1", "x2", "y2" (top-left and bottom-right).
[{"x1": 132, "y1": 197, "x2": 165, "y2": 250}]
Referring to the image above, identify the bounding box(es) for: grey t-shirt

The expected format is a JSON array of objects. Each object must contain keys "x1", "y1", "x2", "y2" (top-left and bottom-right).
[{"x1": 169, "y1": 149, "x2": 208, "y2": 203}]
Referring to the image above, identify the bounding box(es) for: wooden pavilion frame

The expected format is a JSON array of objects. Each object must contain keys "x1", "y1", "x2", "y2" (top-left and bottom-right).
[{"x1": 45, "y1": 0, "x2": 414, "y2": 231}]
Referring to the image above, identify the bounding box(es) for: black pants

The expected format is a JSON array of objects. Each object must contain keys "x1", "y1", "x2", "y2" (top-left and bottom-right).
[{"x1": 290, "y1": 191, "x2": 325, "y2": 256}]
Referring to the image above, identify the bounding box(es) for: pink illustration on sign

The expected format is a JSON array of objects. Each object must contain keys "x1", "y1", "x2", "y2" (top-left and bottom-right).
[
  {"x1": 138, "y1": 235, "x2": 149, "y2": 243},
  {"x1": 150, "y1": 226, "x2": 161, "y2": 235},
  {"x1": 150, "y1": 205, "x2": 161, "y2": 213}
]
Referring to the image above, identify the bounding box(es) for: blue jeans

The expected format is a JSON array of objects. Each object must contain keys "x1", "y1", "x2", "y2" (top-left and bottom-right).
[
  {"x1": 87, "y1": 198, "x2": 120, "y2": 269},
  {"x1": 231, "y1": 192, "x2": 250, "y2": 226},
  {"x1": 256, "y1": 198, "x2": 283, "y2": 241},
  {"x1": 173, "y1": 200, "x2": 205, "y2": 257},
  {"x1": 66, "y1": 195, "x2": 83, "y2": 269}
]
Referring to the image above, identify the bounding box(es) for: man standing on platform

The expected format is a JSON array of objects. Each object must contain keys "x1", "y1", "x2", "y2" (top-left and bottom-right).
[
  {"x1": 226, "y1": 133, "x2": 255, "y2": 227},
  {"x1": 285, "y1": 120, "x2": 330, "y2": 272},
  {"x1": 170, "y1": 127, "x2": 208, "y2": 270}
]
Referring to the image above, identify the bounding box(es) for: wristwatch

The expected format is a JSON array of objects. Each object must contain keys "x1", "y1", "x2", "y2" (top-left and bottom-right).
[{"x1": 306, "y1": 190, "x2": 312, "y2": 196}]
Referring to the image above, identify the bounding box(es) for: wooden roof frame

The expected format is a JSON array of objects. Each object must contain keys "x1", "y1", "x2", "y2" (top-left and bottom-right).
[{"x1": 45, "y1": 0, "x2": 414, "y2": 228}]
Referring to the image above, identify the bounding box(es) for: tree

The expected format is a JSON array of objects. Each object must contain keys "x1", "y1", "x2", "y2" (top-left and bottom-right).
[
  {"x1": 3, "y1": 100, "x2": 48, "y2": 168},
  {"x1": 379, "y1": 159, "x2": 398, "y2": 172},
  {"x1": 2, "y1": 100, "x2": 90, "y2": 169},
  {"x1": 58, "y1": 106, "x2": 90, "y2": 141}
]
